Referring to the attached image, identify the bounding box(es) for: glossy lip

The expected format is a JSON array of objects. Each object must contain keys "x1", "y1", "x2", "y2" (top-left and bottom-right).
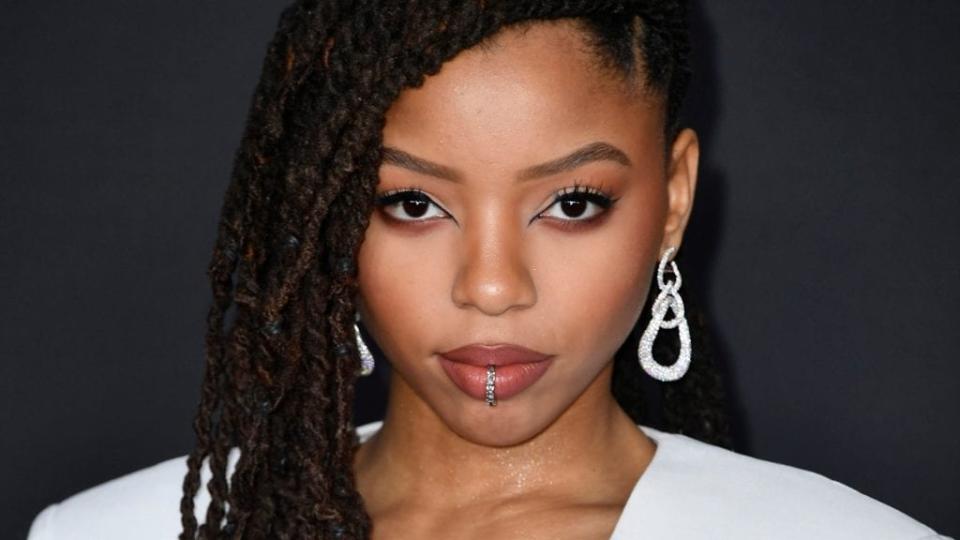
[
  {"x1": 438, "y1": 343, "x2": 555, "y2": 402},
  {"x1": 438, "y1": 343, "x2": 552, "y2": 366}
]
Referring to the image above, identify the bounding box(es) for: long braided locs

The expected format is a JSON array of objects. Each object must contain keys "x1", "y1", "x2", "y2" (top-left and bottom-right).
[{"x1": 179, "y1": 1, "x2": 730, "y2": 538}]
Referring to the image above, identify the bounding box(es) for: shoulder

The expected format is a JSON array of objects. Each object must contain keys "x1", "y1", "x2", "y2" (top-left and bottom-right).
[
  {"x1": 27, "y1": 423, "x2": 387, "y2": 539},
  {"x1": 27, "y1": 448, "x2": 240, "y2": 540},
  {"x1": 613, "y1": 426, "x2": 950, "y2": 540}
]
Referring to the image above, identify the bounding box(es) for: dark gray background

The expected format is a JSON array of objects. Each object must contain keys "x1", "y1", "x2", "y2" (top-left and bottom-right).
[{"x1": 2, "y1": 1, "x2": 957, "y2": 537}]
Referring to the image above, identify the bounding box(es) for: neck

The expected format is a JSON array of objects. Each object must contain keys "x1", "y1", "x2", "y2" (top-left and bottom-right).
[{"x1": 354, "y1": 362, "x2": 655, "y2": 512}]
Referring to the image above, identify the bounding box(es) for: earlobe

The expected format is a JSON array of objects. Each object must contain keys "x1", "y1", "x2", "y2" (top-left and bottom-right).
[{"x1": 661, "y1": 128, "x2": 700, "y2": 254}]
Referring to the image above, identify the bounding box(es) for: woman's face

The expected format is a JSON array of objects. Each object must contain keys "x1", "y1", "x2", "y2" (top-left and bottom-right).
[{"x1": 356, "y1": 20, "x2": 698, "y2": 446}]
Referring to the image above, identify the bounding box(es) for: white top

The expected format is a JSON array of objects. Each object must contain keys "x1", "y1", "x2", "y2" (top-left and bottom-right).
[{"x1": 28, "y1": 421, "x2": 951, "y2": 539}]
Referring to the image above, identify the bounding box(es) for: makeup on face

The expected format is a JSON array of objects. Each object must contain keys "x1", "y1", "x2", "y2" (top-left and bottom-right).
[
  {"x1": 373, "y1": 142, "x2": 627, "y2": 233},
  {"x1": 355, "y1": 19, "x2": 669, "y2": 444},
  {"x1": 438, "y1": 343, "x2": 555, "y2": 403}
]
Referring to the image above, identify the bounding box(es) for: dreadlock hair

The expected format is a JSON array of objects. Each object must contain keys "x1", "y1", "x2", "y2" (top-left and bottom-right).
[{"x1": 179, "y1": 0, "x2": 730, "y2": 538}]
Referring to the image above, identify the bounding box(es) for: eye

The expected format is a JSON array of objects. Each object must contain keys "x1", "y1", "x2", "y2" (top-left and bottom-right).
[
  {"x1": 537, "y1": 183, "x2": 618, "y2": 224},
  {"x1": 374, "y1": 187, "x2": 450, "y2": 223}
]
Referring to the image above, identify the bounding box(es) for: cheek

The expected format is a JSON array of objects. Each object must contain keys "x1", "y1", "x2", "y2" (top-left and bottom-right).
[
  {"x1": 355, "y1": 219, "x2": 456, "y2": 361},
  {"x1": 532, "y1": 193, "x2": 663, "y2": 363}
]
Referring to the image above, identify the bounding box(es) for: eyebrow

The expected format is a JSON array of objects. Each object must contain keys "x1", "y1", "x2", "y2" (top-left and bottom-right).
[{"x1": 380, "y1": 141, "x2": 631, "y2": 183}]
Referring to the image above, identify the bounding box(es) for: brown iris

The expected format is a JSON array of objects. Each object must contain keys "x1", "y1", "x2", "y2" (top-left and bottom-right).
[
  {"x1": 560, "y1": 198, "x2": 587, "y2": 218},
  {"x1": 402, "y1": 199, "x2": 429, "y2": 218}
]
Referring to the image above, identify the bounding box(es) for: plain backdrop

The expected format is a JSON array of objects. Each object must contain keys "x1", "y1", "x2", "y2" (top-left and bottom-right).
[{"x1": 2, "y1": 1, "x2": 957, "y2": 537}]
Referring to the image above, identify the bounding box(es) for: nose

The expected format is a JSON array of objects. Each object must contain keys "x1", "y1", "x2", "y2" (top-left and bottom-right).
[{"x1": 451, "y1": 212, "x2": 537, "y2": 316}]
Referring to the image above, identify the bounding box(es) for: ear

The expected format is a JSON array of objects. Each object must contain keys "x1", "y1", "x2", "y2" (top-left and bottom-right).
[{"x1": 660, "y1": 128, "x2": 700, "y2": 255}]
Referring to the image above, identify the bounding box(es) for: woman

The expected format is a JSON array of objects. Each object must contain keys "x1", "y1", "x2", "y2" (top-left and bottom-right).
[{"x1": 28, "y1": 1, "x2": 952, "y2": 538}]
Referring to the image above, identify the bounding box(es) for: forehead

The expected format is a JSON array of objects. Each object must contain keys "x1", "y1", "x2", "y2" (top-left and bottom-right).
[{"x1": 381, "y1": 19, "x2": 664, "y2": 170}]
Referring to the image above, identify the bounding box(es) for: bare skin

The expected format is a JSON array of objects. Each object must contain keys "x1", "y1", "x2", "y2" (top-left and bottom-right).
[{"x1": 353, "y1": 19, "x2": 700, "y2": 540}]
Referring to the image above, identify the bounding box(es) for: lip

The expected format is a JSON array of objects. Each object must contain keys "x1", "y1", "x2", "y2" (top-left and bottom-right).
[
  {"x1": 439, "y1": 343, "x2": 552, "y2": 366},
  {"x1": 438, "y1": 344, "x2": 554, "y2": 402}
]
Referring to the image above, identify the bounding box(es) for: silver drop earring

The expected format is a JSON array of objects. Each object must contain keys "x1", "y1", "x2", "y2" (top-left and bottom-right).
[
  {"x1": 485, "y1": 365, "x2": 497, "y2": 406},
  {"x1": 354, "y1": 312, "x2": 375, "y2": 377},
  {"x1": 638, "y1": 246, "x2": 692, "y2": 381}
]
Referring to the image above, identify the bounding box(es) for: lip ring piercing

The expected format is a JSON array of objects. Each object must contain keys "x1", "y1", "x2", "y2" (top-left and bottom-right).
[{"x1": 485, "y1": 365, "x2": 497, "y2": 406}]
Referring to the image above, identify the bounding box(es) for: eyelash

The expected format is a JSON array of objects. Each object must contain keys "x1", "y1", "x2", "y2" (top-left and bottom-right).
[{"x1": 373, "y1": 180, "x2": 620, "y2": 231}]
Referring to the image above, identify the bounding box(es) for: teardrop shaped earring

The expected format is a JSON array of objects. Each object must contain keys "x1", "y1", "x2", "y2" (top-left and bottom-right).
[
  {"x1": 354, "y1": 312, "x2": 375, "y2": 377},
  {"x1": 638, "y1": 246, "x2": 692, "y2": 382}
]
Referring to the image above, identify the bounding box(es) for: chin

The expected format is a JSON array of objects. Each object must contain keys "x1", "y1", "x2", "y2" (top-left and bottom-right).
[{"x1": 434, "y1": 394, "x2": 561, "y2": 448}]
